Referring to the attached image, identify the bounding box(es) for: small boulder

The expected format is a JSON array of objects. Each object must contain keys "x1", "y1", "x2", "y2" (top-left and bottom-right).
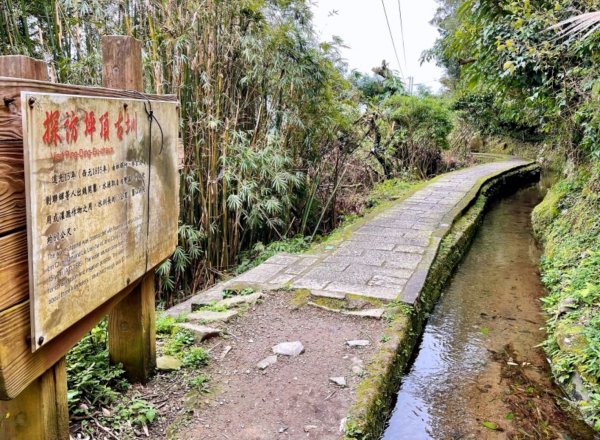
[
  {"x1": 351, "y1": 365, "x2": 364, "y2": 376},
  {"x1": 272, "y1": 341, "x2": 305, "y2": 357},
  {"x1": 218, "y1": 292, "x2": 262, "y2": 308},
  {"x1": 175, "y1": 323, "x2": 221, "y2": 343},
  {"x1": 188, "y1": 309, "x2": 238, "y2": 323},
  {"x1": 329, "y1": 376, "x2": 347, "y2": 387},
  {"x1": 557, "y1": 297, "x2": 578, "y2": 316},
  {"x1": 257, "y1": 355, "x2": 278, "y2": 370},
  {"x1": 156, "y1": 355, "x2": 183, "y2": 371},
  {"x1": 346, "y1": 340, "x2": 370, "y2": 348}
]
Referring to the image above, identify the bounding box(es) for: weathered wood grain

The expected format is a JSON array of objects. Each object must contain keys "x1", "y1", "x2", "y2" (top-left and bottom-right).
[
  {"x1": 0, "y1": 78, "x2": 177, "y2": 142},
  {"x1": 0, "y1": 56, "x2": 48, "y2": 81},
  {"x1": 0, "y1": 357, "x2": 68, "y2": 439},
  {"x1": 0, "y1": 280, "x2": 138, "y2": 400},
  {"x1": 104, "y1": 35, "x2": 158, "y2": 383},
  {"x1": 0, "y1": 56, "x2": 46, "y2": 236},
  {"x1": 0, "y1": 141, "x2": 25, "y2": 234},
  {"x1": 0, "y1": 230, "x2": 28, "y2": 312},
  {"x1": 102, "y1": 36, "x2": 143, "y2": 91},
  {"x1": 108, "y1": 274, "x2": 156, "y2": 383}
]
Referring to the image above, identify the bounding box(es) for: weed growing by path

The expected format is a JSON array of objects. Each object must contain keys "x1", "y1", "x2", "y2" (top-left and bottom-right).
[
  {"x1": 67, "y1": 321, "x2": 157, "y2": 437},
  {"x1": 66, "y1": 320, "x2": 129, "y2": 416}
]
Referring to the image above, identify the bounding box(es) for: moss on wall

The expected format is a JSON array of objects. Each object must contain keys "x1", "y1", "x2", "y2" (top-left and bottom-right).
[
  {"x1": 532, "y1": 161, "x2": 600, "y2": 430},
  {"x1": 343, "y1": 163, "x2": 541, "y2": 439}
]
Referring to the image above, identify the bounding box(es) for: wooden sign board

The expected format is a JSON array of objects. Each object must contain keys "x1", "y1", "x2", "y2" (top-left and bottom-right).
[{"x1": 22, "y1": 92, "x2": 179, "y2": 351}]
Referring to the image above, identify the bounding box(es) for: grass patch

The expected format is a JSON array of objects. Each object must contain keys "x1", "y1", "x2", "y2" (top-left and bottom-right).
[{"x1": 532, "y1": 160, "x2": 600, "y2": 429}]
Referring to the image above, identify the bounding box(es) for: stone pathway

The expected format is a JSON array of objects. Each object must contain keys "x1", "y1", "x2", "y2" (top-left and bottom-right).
[{"x1": 168, "y1": 159, "x2": 528, "y2": 316}]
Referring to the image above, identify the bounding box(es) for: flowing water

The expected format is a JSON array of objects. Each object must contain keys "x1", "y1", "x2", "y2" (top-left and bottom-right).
[{"x1": 382, "y1": 180, "x2": 596, "y2": 439}]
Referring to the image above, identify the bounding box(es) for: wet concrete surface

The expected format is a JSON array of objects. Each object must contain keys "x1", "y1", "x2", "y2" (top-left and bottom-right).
[{"x1": 382, "y1": 182, "x2": 596, "y2": 439}]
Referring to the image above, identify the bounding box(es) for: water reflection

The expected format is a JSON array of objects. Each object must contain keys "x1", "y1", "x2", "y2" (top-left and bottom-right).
[{"x1": 382, "y1": 180, "x2": 592, "y2": 439}]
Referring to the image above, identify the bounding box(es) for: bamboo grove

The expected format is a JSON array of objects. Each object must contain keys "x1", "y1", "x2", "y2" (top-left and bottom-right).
[{"x1": 0, "y1": 0, "x2": 369, "y2": 305}]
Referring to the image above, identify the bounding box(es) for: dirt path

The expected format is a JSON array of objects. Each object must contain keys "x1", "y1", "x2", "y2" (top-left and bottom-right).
[{"x1": 176, "y1": 291, "x2": 384, "y2": 439}]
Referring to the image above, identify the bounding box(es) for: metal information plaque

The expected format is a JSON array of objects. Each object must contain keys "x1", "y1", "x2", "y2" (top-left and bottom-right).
[{"x1": 22, "y1": 92, "x2": 179, "y2": 351}]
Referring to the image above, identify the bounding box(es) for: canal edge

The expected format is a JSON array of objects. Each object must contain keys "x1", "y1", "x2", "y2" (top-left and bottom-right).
[{"x1": 342, "y1": 161, "x2": 542, "y2": 440}]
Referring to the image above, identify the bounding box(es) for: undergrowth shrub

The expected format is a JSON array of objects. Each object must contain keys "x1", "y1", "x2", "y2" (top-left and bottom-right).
[
  {"x1": 66, "y1": 320, "x2": 129, "y2": 417},
  {"x1": 533, "y1": 161, "x2": 600, "y2": 428}
]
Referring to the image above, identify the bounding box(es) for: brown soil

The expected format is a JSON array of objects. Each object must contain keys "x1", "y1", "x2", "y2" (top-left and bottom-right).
[{"x1": 172, "y1": 290, "x2": 384, "y2": 440}]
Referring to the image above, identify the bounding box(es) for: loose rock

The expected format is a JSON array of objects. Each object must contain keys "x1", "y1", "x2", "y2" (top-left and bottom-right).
[
  {"x1": 188, "y1": 309, "x2": 238, "y2": 323},
  {"x1": 346, "y1": 339, "x2": 370, "y2": 348},
  {"x1": 217, "y1": 292, "x2": 262, "y2": 308},
  {"x1": 342, "y1": 309, "x2": 386, "y2": 319},
  {"x1": 272, "y1": 341, "x2": 305, "y2": 357},
  {"x1": 352, "y1": 365, "x2": 364, "y2": 375},
  {"x1": 175, "y1": 323, "x2": 221, "y2": 343},
  {"x1": 257, "y1": 355, "x2": 278, "y2": 370},
  {"x1": 329, "y1": 376, "x2": 347, "y2": 387},
  {"x1": 156, "y1": 355, "x2": 183, "y2": 371}
]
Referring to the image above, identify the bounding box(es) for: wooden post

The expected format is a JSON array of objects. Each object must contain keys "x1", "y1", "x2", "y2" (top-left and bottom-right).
[
  {"x1": 0, "y1": 55, "x2": 68, "y2": 440},
  {"x1": 0, "y1": 55, "x2": 48, "y2": 81},
  {"x1": 0, "y1": 358, "x2": 68, "y2": 440},
  {"x1": 102, "y1": 35, "x2": 157, "y2": 382}
]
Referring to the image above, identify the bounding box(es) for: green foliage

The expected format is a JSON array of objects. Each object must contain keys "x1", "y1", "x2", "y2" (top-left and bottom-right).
[
  {"x1": 370, "y1": 95, "x2": 453, "y2": 178},
  {"x1": 66, "y1": 321, "x2": 129, "y2": 416},
  {"x1": 164, "y1": 329, "x2": 196, "y2": 356},
  {"x1": 223, "y1": 287, "x2": 255, "y2": 298},
  {"x1": 197, "y1": 302, "x2": 229, "y2": 313},
  {"x1": 156, "y1": 313, "x2": 186, "y2": 335},
  {"x1": 532, "y1": 161, "x2": 600, "y2": 427},
  {"x1": 188, "y1": 374, "x2": 210, "y2": 391},
  {"x1": 430, "y1": 0, "x2": 600, "y2": 159},
  {"x1": 235, "y1": 235, "x2": 311, "y2": 274},
  {"x1": 350, "y1": 68, "x2": 405, "y2": 103},
  {"x1": 182, "y1": 347, "x2": 210, "y2": 368},
  {"x1": 386, "y1": 95, "x2": 453, "y2": 151},
  {"x1": 104, "y1": 395, "x2": 157, "y2": 429},
  {"x1": 367, "y1": 177, "x2": 418, "y2": 207}
]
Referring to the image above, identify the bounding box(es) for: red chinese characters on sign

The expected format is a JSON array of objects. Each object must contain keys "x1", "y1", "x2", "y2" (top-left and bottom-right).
[
  {"x1": 125, "y1": 112, "x2": 138, "y2": 135},
  {"x1": 41, "y1": 109, "x2": 139, "y2": 147},
  {"x1": 99, "y1": 112, "x2": 110, "y2": 141},
  {"x1": 42, "y1": 111, "x2": 62, "y2": 146},
  {"x1": 64, "y1": 111, "x2": 79, "y2": 144},
  {"x1": 84, "y1": 111, "x2": 96, "y2": 141},
  {"x1": 114, "y1": 112, "x2": 124, "y2": 141}
]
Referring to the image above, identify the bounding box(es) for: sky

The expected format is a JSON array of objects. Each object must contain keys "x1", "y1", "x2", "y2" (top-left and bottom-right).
[{"x1": 310, "y1": 0, "x2": 445, "y2": 92}]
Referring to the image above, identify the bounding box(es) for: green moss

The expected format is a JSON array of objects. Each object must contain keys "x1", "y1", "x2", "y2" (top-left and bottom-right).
[
  {"x1": 290, "y1": 289, "x2": 311, "y2": 308},
  {"x1": 346, "y1": 294, "x2": 386, "y2": 309},
  {"x1": 555, "y1": 321, "x2": 588, "y2": 355},
  {"x1": 532, "y1": 160, "x2": 600, "y2": 429},
  {"x1": 531, "y1": 179, "x2": 571, "y2": 238},
  {"x1": 195, "y1": 302, "x2": 229, "y2": 312},
  {"x1": 310, "y1": 296, "x2": 346, "y2": 310}
]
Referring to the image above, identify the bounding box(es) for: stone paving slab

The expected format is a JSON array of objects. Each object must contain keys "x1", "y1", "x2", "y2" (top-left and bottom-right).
[{"x1": 166, "y1": 159, "x2": 528, "y2": 316}]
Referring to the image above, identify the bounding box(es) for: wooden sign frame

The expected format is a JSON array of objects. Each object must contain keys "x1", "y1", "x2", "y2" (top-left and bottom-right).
[
  {"x1": 0, "y1": 37, "x2": 179, "y2": 440},
  {"x1": 22, "y1": 92, "x2": 179, "y2": 351}
]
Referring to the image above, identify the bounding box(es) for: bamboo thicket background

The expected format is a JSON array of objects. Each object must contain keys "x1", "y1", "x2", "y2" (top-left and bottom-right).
[{"x1": 0, "y1": 0, "x2": 375, "y2": 305}]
